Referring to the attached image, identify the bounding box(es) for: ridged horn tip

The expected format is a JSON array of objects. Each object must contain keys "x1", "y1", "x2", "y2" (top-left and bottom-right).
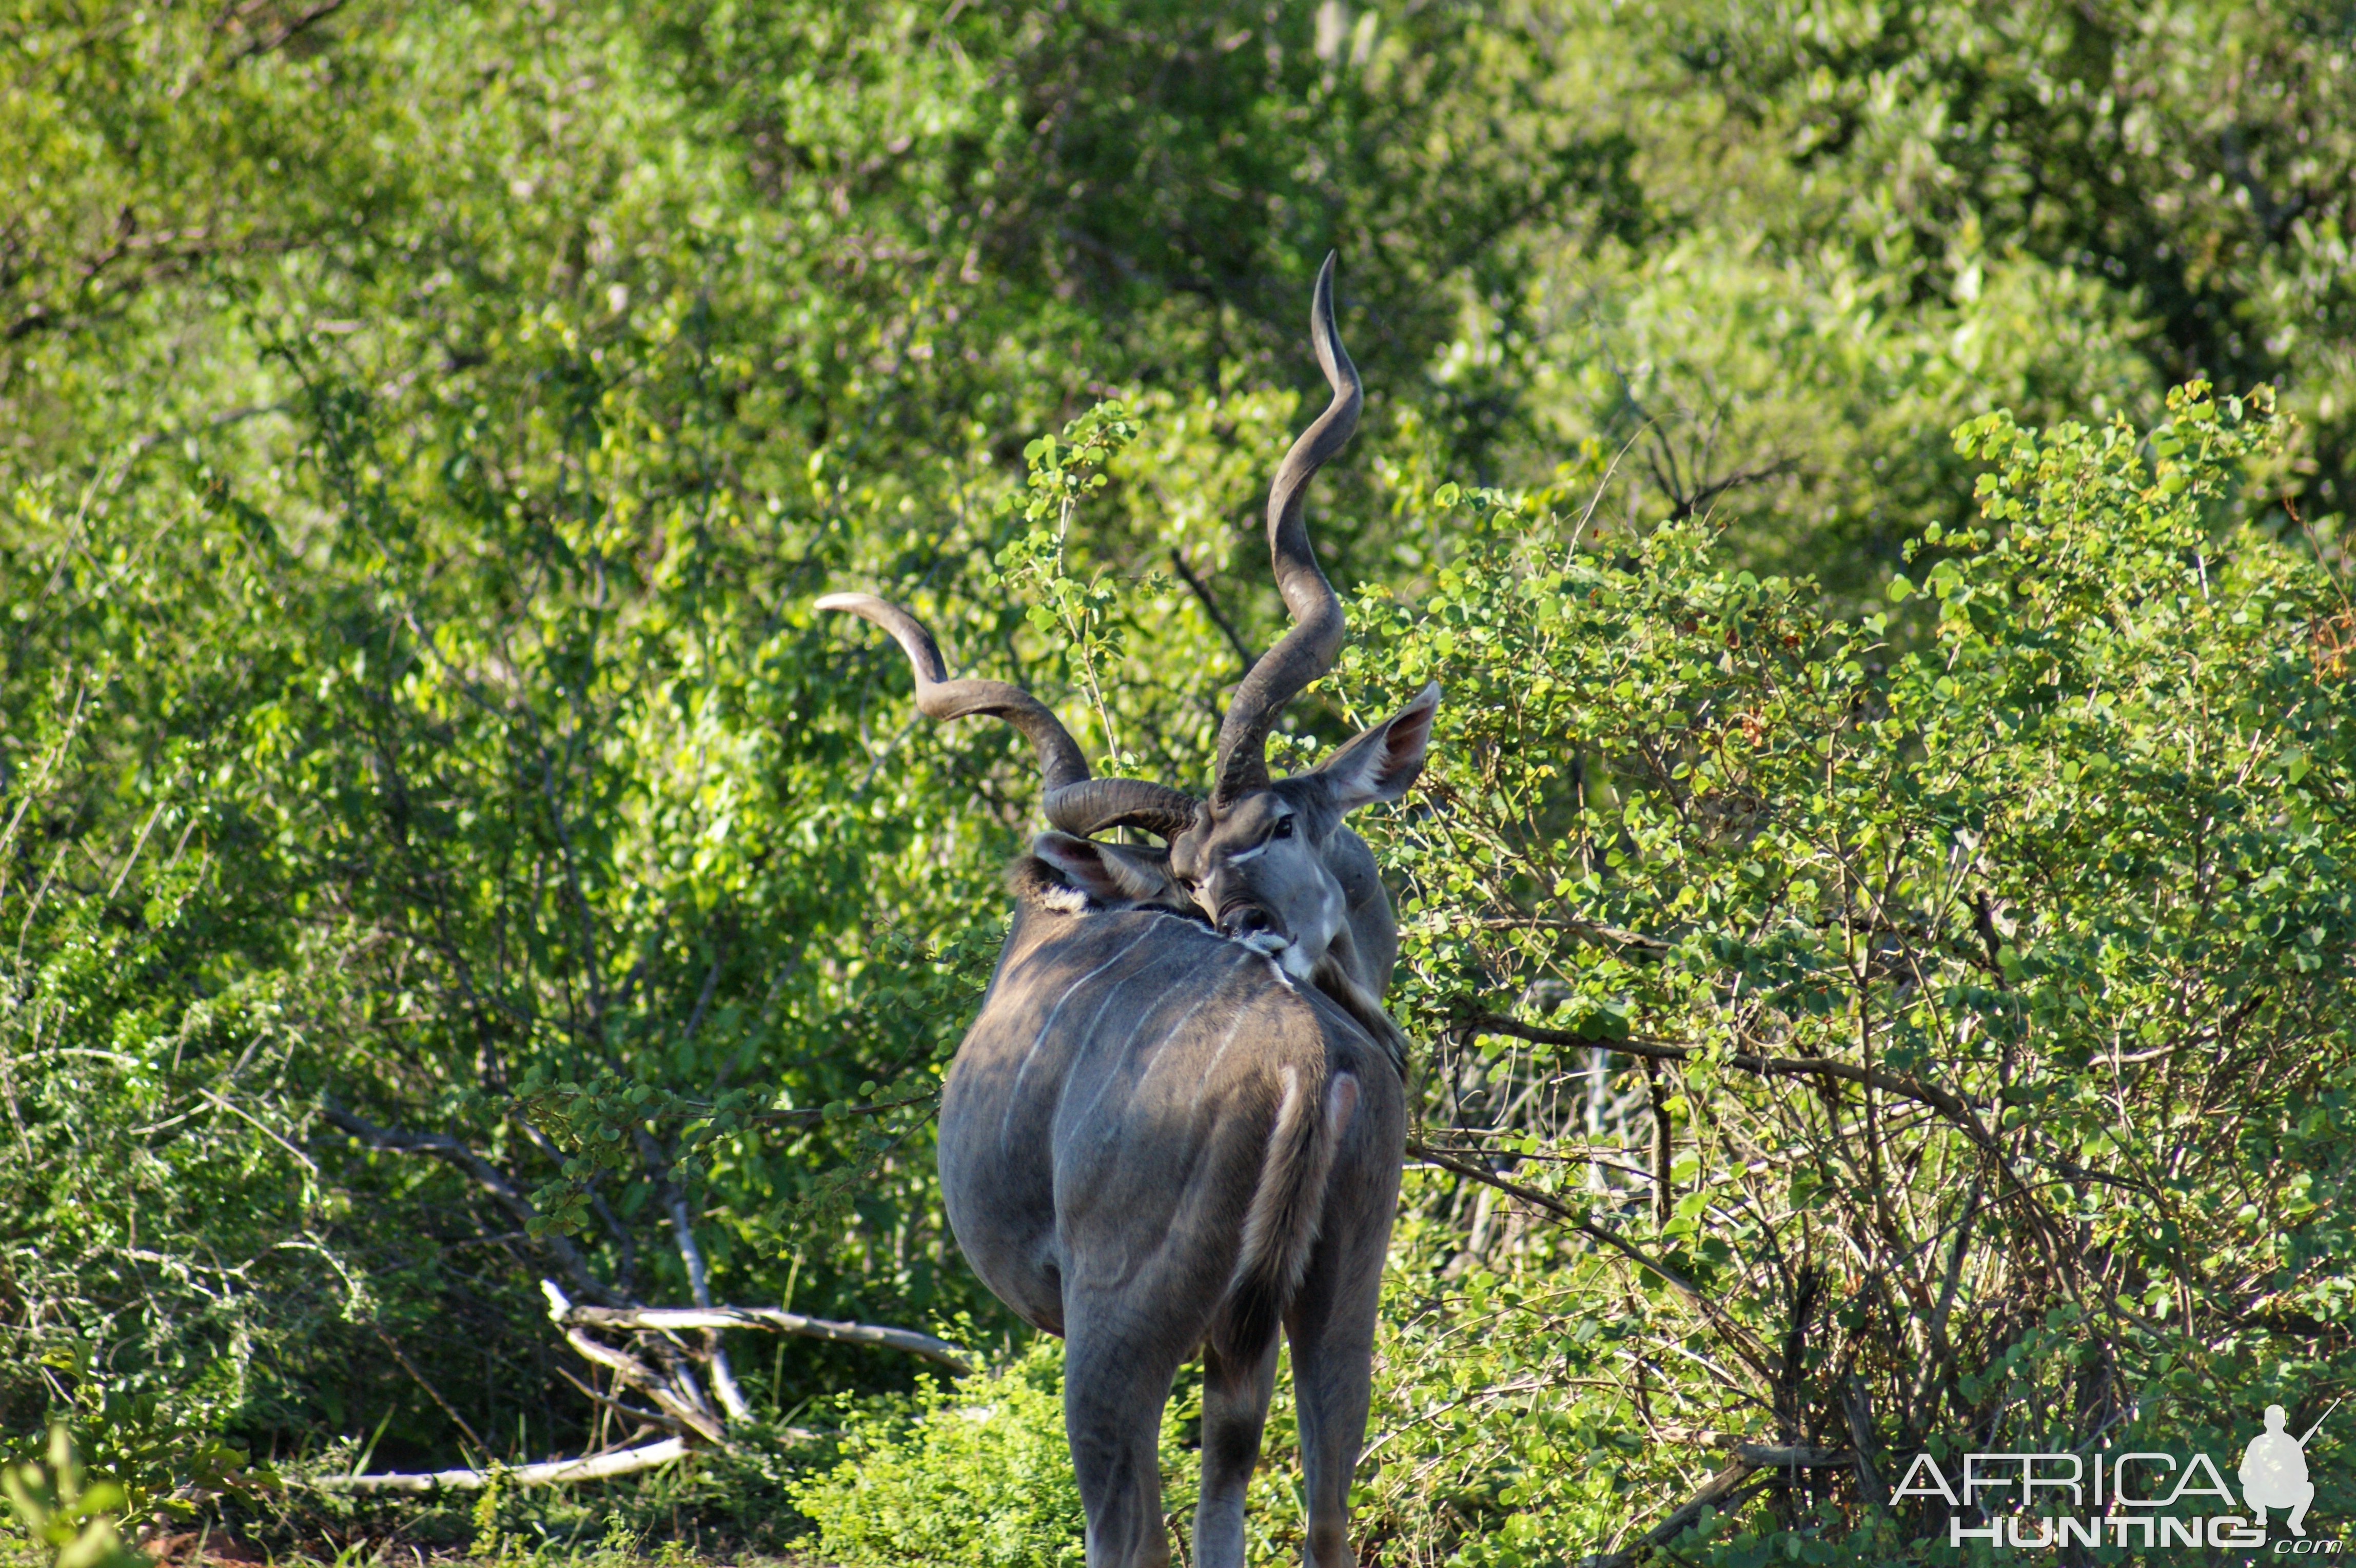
[
  {"x1": 819, "y1": 589, "x2": 1088, "y2": 794},
  {"x1": 1209, "y1": 252, "x2": 1361, "y2": 805}
]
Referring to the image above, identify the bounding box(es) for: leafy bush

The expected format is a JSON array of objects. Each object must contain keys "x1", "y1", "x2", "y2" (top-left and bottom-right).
[
  {"x1": 1345, "y1": 382, "x2": 2354, "y2": 1559},
  {"x1": 790, "y1": 1339, "x2": 1326, "y2": 1567},
  {"x1": 790, "y1": 1342, "x2": 1091, "y2": 1567},
  {"x1": 3, "y1": 1428, "x2": 147, "y2": 1568},
  {"x1": 6, "y1": 0, "x2": 2355, "y2": 1528},
  {"x1": 1, "y1": 1348, "x2": 271, "y2": 1565}
]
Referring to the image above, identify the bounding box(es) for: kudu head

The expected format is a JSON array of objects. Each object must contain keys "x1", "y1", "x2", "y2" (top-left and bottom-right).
[
  {"x1": 1166, "y1": 253, "x2": 1440, "y2": 997},
  {"x1": 820, "y1": 254, "x2": 1435, "y2": 1017},
  {"x1": 816, "y1": 579, "x2": 1414, "y2": 1072}
]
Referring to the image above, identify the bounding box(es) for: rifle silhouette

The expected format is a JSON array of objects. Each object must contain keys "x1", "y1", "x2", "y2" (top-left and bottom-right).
[{"x1": 2299, "y1": 1399, "x2": 2341, "y2": 1447}]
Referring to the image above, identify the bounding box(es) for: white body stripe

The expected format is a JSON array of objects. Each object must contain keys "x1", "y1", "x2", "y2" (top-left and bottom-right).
[
  {"x1": 1110, "y1": 946, "x2": 1253, "y2": 1114},
  {"x1": 1002, "y1": 925, "x2": 1169, "y2": 1143}
]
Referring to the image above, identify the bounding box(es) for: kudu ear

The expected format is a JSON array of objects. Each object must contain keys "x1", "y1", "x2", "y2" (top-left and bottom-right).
[
  {"x1": 1310, "y1": 682, "x2": 1441, "y2": 813},
  {"x1": 1028, "y1": 831, "x2": 1175, "y2": 909}
]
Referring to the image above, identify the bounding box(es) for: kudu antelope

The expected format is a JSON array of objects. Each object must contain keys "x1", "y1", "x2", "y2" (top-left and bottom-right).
[{"x1": 819, "y1": 256, "x2": 1435, "y2": 1568}]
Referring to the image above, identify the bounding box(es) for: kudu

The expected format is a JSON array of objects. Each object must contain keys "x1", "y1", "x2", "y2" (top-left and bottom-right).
[{"x1": 819, "y1": 255, "x2": 1435, "y2": 1568}]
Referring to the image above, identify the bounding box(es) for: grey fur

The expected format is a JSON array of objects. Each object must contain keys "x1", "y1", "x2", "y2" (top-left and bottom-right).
[
  {"x1": 815, "y1": 257, "x2": 1432, "y2": 1567},
  {"x1": 815, "y1": 596, "x2": 1412, "y2": 1566},
  {"x1": 943, "y1": 857, "x2": 1406, "y2": 1567}
]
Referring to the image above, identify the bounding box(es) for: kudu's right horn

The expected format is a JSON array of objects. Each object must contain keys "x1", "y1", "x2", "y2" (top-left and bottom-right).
[
  {"x1": 818, "y1": 593, "x2": 1200, "y2": 840},
  {"x1": 1210, "y1": 250, "x2": 1362, "y2": 807}
]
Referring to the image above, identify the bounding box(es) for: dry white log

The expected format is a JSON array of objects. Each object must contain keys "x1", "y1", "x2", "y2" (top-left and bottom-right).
[
  {"x1": 548, "y1": 1295, "x2": 971, "y2": 1373},
  {"x1": 316, "y1": 1438, "x2": 689, "y2": 1493}
]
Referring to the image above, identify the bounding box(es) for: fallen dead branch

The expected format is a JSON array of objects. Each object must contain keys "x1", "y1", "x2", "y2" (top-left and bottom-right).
[
  {"x1": 553, "y1": 1300, "x2": 971, "y2": 1373},
  {"x1": 540, "y1": 1280, "x2": 969, "y2": 1373},
  {"x1": 313, "y1": 1437, "x2": 690, "y2": 1493},
  {"x1": 313, "y1": 1283, "x2": 971, "y2": 1494}
]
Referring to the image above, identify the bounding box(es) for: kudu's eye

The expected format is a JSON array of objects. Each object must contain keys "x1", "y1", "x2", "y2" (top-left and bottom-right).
[{"x1": 1271, "y1": 815, "x2": 1295, "y2": 840}]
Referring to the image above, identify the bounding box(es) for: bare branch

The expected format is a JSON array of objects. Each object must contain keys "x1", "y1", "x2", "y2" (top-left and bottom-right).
[
  {"x1": 550, "y1": 1364, "x2": 678, "y2": 1434},
  {"x1": 319, "y1": 1102, "x2": 614, "y2": 1306},
  {"x1": 547, "y1": 1321, "x2": 726, "y2": 1444},
  {"x1": 1447, "y1": 909, "x2": 1671, "y2": 958},
  {"x1": 313, "y1": 1437, "x2": 690, "y2": 1493},
  {"x1": 1467, "y1": 1015, "x2": 2003, "y2": 1155},
  {"x1": 1574, "y1": 1456, "x2": 1763, "y2": 1568},
  {"x1": 371, "y1": 1322, "x2": 490, "y2": 1455},
  {"x1": 1734, "y1": 1443, "x2": 1853, "y2": 1468},
  {"x1": 554, "y1": 1301, "x2": 971, "y2": 1374},
  {"x1": 1167, "y1": 546, "x2": 1256, "y2": 675},
  {"x1": 1671, "y1": 456, "x2": 1803, "y2": 523},
  {"x1": 1408, "y1": 1140, "x2": 1776, "y2": 1379},
  {"x1": 737, "y1": 1089, "x2": 937, "y2": 1128}
]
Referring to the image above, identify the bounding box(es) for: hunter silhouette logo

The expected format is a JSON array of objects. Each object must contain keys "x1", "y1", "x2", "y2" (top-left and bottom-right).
[{"x1": 2244, "y1": 1401, "x2": 2334, "y2": 1537}]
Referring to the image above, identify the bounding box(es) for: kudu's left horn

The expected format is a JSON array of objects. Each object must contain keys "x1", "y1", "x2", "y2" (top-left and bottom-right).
[
  {"x1": 1210, "y1": 250, "x2": 1362, "y2": 807},
  {"x1": 818, "y1": 593, "x2": 1201, "y2": 840}
]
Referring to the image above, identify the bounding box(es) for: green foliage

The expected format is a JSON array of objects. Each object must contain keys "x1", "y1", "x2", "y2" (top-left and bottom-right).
[
  {"x1": 1346, "y1": 381, "x2": 2353, "y2": 1558},
  {"x1": 790, "y1": 1340, "x2": 1311, "y2": 1568},
  {"x1": 1663, "y1": 0, "x2": 2356, "y2": 533},
  {"x1": 5, "y1": 0, "x2": 2355, "y2": 1559},
  {"x1": 994, "y1": 403, "x2": 1147, "y2": 772},
  {"x1": 10, "y1": 1350, "x2": 273, "y2": 1536},
  {"x1": 789, "y1": 1343, "x2": 1091, "y2": 1568},
  {"x1": 2, "y1": 1429, "x2": 146, "y2": 1568},
  {"x1": 0, "y1": 1349, "x2": 271, "y2": 1564}
]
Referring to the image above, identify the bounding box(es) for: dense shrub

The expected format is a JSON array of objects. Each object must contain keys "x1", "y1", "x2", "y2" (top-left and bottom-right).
[
  {"x1": 777, "y1": 384, "x2": 2353, "y2": 1564},
  {"x1": 791, "y1": 1343, "x2": 1112, "y2": 1568},
  {"x1": 6, "y1": 0, "x2": 2353, "y2": 1558},
  {"x1": 1348, "y1": 384, "x2": 2355, "y2": 1560}
]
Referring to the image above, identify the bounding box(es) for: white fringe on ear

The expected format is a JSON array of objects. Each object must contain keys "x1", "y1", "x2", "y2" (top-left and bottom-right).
[{"x1": 1038, "y1": 884, "x2": 1090, "y2": 914}]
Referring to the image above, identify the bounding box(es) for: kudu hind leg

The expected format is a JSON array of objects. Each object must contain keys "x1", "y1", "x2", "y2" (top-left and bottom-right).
[
  {"x1": 1064, "y1": 1319, "x2": 1182, "y2": 1568},
  {"x1": 1192, "y1": 1338, "x2": 1280, "y2": 1568},
  {"x1": 1286, "y1": 1274, "x2": 1384, "y2": 1568}
]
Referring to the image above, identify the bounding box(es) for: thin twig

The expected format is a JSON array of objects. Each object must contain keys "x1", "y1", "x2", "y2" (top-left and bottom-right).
[
  {"x1": 1407, "y1": 1140, "x2": 1776, "y2": 1377},
  {"x1": 371, "y1": 1323, "x2": 491, "y2": 1455},
  {"x1": 1467, "y1": 1015, "x2": 2002, "y2": 1153},
  {"x1": 1168, "y1": 546, "x2": 1257, "y2": 675}
]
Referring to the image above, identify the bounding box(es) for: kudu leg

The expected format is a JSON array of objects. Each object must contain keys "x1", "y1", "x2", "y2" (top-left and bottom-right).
[
  {"x1": 1287, "y1": 1286, "x2": 1383, "y2": 1568},
  {"x1": 1064, "y1": 1318, "x2": 1182, "y2": 1568},
  {"x1": 1192, "y1": 1338, "x2": 1280, "y2": 1568}
]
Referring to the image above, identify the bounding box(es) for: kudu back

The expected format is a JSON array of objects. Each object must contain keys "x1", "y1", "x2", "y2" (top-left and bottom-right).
[{"x1": 819, "y1": 255, "x2": 1433, "y2": 1568}]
